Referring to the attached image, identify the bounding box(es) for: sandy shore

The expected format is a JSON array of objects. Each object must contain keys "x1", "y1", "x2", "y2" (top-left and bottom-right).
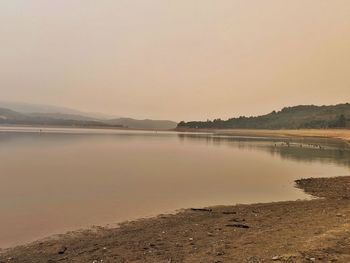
[
  {"x1": 176, "y1": 128, "x2": 350, "y2": 145},
  {"x1": 1, "y1": 176, "x2": 350, "y2": 263}
]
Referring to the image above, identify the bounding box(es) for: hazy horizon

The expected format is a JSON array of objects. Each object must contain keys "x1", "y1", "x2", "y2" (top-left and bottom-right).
[
  {"x1": 2, "y1": 100, "x2": 350, "y2": 123},
  {"x1": 1, "y1": 1, "x2": 350, "y2": 121}
]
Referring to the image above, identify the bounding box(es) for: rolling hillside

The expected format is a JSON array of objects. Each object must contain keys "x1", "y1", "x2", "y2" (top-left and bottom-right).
[{"x1": 178, "y1": 103, "x2": 350, "y2": 129}]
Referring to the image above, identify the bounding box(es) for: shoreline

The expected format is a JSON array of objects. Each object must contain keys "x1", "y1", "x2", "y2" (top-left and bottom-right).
[
  {"x1": 176, "y1": 128, "x2": 350, "y2": 145},
  {"x1": 1, "y1": 125, "x2": 349, "y2": 145},
  {"x1": 2, "y1": 176, "x2": 350, "y2": 262}
]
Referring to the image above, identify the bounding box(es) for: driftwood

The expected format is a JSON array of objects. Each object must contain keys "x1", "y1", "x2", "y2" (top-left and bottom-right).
[
  {"x1": 190, "y1": 208, "x2": 212, "y2": 212},
  {"x1": 226, "y1": 224, "x2": 250, "y2": 229},
  {"x1": 222, "y1": 211, "x2": 237, "y2": 215},
  {"x1": 228, "y1": 218, "x2": 246, "y2": 222}
]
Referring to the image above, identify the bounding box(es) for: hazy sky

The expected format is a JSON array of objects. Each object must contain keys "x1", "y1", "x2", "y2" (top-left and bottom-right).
[{"x1": 1, "y1": 1, "x2": 350, "y2": 121}]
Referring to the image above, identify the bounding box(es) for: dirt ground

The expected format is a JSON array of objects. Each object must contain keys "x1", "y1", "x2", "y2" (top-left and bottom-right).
[{"x1": 1, "y1": 176, "x2": 350, "y2": 263}]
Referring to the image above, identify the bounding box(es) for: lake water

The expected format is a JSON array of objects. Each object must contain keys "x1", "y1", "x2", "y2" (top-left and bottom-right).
[{"x1": 0, "y1": 127, "x2": 349, "y2": 248}]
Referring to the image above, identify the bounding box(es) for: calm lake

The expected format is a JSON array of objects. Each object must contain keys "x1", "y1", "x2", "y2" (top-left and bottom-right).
[{"x1": 0, "y1": 127, "x2": 349, "y2": 248}]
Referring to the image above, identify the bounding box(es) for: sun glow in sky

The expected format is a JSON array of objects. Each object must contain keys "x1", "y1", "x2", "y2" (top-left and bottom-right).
[{"x1": 1, "y1": 0, "x2": 350, "y2": 120}]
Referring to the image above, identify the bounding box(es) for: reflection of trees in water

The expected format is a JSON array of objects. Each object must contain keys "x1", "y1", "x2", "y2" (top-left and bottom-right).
[
  {"x1": 1, "y1": 131, "x2": 350, "y2": 169},
  {"x1": 176, "y1": 134, "x2": 350, "y2": 169},
  {"x1": 267, "y1": 144, "x2": 350, "y2": 168}
]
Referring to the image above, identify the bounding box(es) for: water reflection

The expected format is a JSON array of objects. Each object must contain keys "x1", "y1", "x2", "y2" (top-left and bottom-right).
[
  {"x1": 0, "y1": 129, "x2": 349, "y2": 248},
  {"x1": 177, "y1": 134, "x2": 350, "y2": 168}
]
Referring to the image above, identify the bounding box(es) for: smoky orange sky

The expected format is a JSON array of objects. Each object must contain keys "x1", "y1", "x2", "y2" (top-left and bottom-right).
[{"x1": 1, "y1": 1, "x2": 350, "y2": 121}]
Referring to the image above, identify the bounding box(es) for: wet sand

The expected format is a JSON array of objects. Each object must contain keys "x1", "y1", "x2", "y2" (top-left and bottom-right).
[{"x1": 1, "y1": 176, "x2": 350, "y2": 263}]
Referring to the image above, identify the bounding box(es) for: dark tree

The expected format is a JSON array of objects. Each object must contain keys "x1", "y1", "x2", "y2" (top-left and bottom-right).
[{"x1": 337, "y1": 114, "x2": 346, "y2": 127}]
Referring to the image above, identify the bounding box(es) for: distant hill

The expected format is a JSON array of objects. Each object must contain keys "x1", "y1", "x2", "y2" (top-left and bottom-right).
[
  {"x1": 105, "y1": 118, "x2": 177, "y2": 130},
  {"x1": 0, "y1": 108, "x2": 121, "y2": 128},
  {"x1": 178, "y1": 103, "x2": 350, "y2": 130},
  {"x1": 0, "y1": 106, "x2": 177, "y2": 130},
  {"x1": 0, "y1": 101, "x2": 118, "y2": 120},
  {"x1": 27, "y1": 112, "x2": 98, "y2": 122}
]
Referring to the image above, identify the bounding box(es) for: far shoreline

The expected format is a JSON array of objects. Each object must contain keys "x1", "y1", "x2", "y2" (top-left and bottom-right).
[{"x1": 176, "y1": 127, "x2": 350, "y2": 145}]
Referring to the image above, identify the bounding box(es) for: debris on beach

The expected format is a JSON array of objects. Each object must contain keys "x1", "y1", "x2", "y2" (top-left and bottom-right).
[
  {"x1": 190, "y1": 208, "x2": 212, "y2": 212},
  {"x1": 229, "y1": 218, "x2": 246, "y2": 222},
  {"x1": 57, "y1": 246, "x2": 67, "y2": 255},
  {"x1": 222, "y1": 211, "x2": 237, "y2": 215},
  {"x1": 225, "y1": 223, "x2": 250, "y2": 229}
]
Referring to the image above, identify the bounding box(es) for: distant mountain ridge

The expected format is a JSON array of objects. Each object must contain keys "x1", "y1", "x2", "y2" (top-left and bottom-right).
[
  {"x1": 0, "y1": 107, "x2": 122, "y2": 128},
  {"x1": 0, "y1": 103, "x2": 177, "y2": 130},
  {"x1": 0, "y1": 101, "x2": 117, "y2": 119},
  {"x1": 178, "y1": 103, "x2": 350, "y2": 129}
]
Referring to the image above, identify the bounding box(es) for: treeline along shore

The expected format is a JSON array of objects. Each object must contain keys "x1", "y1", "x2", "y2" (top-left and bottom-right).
[{"x1": 178, "y1": 103, "x2": 350, "y2": 130}]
